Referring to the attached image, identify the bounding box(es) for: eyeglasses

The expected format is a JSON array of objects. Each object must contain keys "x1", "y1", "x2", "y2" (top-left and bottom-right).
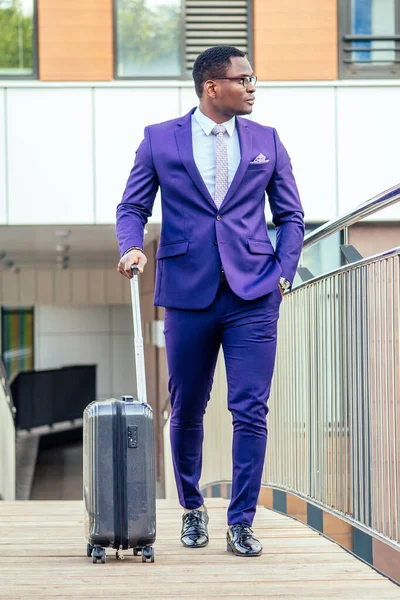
[{"x1": 213, "y1": 75, "x2": 257, "y2": 87}]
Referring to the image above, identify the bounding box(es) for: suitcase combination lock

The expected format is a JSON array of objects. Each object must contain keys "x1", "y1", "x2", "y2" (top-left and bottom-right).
[{"x1": 128, "y1": 426, "x2": 138, "y2": 448}]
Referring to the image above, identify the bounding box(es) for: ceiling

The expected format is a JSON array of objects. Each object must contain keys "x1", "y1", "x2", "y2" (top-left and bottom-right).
[{"x1": 0, "y1": 224, "x2": 161, "y2": 271}]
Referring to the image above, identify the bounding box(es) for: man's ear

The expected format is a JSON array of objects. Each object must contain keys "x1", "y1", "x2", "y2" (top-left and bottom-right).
[{"x1": 204, "y1": 80, "x2": 217, "y2": 98}]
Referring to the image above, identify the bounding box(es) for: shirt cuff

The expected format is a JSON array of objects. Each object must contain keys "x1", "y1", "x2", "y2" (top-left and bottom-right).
[{"x1": 123, "y1": 246, "x2": 143, "y2": 256}]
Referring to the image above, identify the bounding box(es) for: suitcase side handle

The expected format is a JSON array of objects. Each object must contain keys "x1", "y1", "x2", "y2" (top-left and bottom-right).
[{"x1": 130, "y1": 265, "x2": 147, "y2": 405}]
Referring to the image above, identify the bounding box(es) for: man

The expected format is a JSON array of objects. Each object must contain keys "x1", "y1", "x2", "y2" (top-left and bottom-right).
[{"x1": 116, "y1": 46, "x2": 304, "y2": 557}]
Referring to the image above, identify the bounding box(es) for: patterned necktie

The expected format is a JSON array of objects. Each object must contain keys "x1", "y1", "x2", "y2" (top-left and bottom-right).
[{"x1": 212, "y1": 124, "x2": 228, "y2": 209}]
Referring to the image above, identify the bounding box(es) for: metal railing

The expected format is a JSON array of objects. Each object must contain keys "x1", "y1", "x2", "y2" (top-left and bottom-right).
[
  {"x1": 271, "y1": 184, "x2": 400, "y2": 544},
  {"x1": 343, "y1": 35, "x2": 400, "y2": 65},
  {"x1": 267, "y1": 247, "x2": 399, "y2": 543}
]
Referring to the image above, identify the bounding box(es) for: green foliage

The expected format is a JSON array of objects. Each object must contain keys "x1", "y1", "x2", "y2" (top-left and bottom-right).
[
  {"x1": 0, "y1": 0, "x2": 33, "y2": 72},
  {"x1": 117, "y1": 0, "x2": 180, "y2": 71}
]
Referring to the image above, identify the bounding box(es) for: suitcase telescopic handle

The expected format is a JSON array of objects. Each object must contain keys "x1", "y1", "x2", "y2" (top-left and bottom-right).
[{"x1": 130, "y1": 265, "x2": 147, "y2": 404}]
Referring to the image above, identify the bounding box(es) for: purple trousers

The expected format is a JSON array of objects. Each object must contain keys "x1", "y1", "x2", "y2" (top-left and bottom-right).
[{"x1": 164, "y1": 280, "x2": 282, "y2": 526}]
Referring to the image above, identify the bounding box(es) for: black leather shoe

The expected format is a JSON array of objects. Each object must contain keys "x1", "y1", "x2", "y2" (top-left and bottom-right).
[
  {"x1": 181, "y1": 508, "x2": 209, "y2": 548},
  {"x1": 226, "y1": 524, "x2": 263, "y2": 557}
]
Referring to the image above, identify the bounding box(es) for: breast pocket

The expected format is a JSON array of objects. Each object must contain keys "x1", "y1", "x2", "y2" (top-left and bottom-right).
[{"x1": 247, "y1": 162, "x2": 272, "y2": 171}]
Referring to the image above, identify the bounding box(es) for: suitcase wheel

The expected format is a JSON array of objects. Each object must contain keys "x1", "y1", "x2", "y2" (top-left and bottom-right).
[
  {"x1": 92, "y1": 546, "x2": 106, "y2": 564},
  {"x1": 86, "y1": 543, "x2": 93, "y2": 557},
  {"x1": 141, "y1": 546, "x2": 155, "y2": 563}
]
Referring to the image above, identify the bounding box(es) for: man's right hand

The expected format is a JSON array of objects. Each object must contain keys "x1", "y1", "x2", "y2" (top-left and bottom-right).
[{"x1": 117, "y1": 249, "x2": 147, "y2": 279}]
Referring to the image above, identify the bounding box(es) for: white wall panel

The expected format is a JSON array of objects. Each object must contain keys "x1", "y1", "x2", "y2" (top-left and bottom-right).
[
  {"x1": 94, "y1": 88, "x2": 179, "y2": 225},
  {"x1": 19, "y1": 270, "x2": 36, "y2": 305},
  {"x1": 2, "y1": 272, "x2": 19, "y2": 304},
  {"x1": 179, "y1": 87, "x2": 198, "y2": 116},
  {"x1": 88, "y1": 270, "x2": 106, "y2": 304},
  {"x1": 72, "y1": 270, "x2": 89, "y2": 304},
  {"x1": 337, "y1": 88, "x2": 400, "y2": 220},
  {"x1": 0, "y1": 90, "x2": 6, "y2": 223},
  {"x1": 105, "y1": 270, "x2": 124, "y2": 304},
  {"x1": 7, "y1": 89, "x2": 94, "y2": 224},
  {"x1": 2, "y1": 83, "x2": 398, "y2": 235},
  {"x1": 111, "y1": 305, "x2": 132, "y2": 334},
  {"x1": 38, "y1": 334, "x2": 112, "y2": 396},
  {"x1": 36, "y1": 271, "x2": 53, "y2": 304},
  {"x1": 38, "y1": 305, "x2": 110, "y2": 334},
  {"x1": 252, "y1": 87, "x2": 337, "y2": 222},
  {"x1": 54, "y1": 271, "x2": 72, "y2": 305},
  {"x1": 121, "y1": 275, "x2": 131, "y2": 304}
]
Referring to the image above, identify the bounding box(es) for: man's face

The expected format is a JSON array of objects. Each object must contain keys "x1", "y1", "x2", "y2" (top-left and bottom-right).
[{"x1": 208, "y1": 56, "x2": 256, "y2": 116}]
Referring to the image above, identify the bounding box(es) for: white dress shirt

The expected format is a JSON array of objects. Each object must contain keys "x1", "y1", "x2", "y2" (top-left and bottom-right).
[{"x1": 191, "y1": 107, "x2": 241, "y2": 202}]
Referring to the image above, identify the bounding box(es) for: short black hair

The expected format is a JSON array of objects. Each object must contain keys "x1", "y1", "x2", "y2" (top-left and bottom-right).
[{"x1": 192, "y1": 46, "x2": 246, "y2": 98}]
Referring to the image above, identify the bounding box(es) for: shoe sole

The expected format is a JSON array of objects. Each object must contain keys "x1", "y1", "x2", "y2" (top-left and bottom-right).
[
  {"x1": 226, "y1": 543, "x2": 262, "y2": 557},
  {"x1": 181, "y1": 539, "x2": 209, "y2": 549}
]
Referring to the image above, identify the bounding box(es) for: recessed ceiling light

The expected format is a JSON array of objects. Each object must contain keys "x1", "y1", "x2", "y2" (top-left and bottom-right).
[{"x1": 55, "y1": 229, "x2": 71, "y2": 238}]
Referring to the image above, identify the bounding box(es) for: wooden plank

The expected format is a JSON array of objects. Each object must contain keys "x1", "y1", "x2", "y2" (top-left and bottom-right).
[{"x1": 0, "y1": 500, "x2": 398, "y2": 599}]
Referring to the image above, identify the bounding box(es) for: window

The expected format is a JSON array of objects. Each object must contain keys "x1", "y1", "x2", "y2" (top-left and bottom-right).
[
  {"x1": 339, "y1": 0, "x2": 400, "y2": 78},
  {"x1": 115, "y1": 0, "x2": 182, "y2": 77},
  {"x1": 0, "y1": 0, "x2": 36, "y2": 78},
  {"x1": 114, "y1": 0, "x2": 251, "y2": 78}
]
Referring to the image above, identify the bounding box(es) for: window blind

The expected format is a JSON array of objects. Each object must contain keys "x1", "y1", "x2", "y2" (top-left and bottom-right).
[{"x1": 185, "y1": 0, "x2": 250, "y2": 72}]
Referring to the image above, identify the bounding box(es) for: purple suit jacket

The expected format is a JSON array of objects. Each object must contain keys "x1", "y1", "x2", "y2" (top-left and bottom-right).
[{"x1": 116, "y1": 108, "x2": 305, "y2": 309}]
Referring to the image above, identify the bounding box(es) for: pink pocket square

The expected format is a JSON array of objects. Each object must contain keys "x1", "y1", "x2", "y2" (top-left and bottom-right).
[{"x1": 250, "y1": 153, "x2": 269, "y2": 164}]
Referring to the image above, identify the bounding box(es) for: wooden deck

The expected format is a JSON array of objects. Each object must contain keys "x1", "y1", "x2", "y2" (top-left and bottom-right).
[{"x1": 0, "y1": 498, "x2": 399, "y2": 599}]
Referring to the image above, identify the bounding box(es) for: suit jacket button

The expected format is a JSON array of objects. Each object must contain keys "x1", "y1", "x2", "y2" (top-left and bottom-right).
[
  {"x1": 214, "y1": 241, "x2": 218, "y2": 245},
  {"x1": 216, "y1": 215, "x2": 222, "y2": 221}
]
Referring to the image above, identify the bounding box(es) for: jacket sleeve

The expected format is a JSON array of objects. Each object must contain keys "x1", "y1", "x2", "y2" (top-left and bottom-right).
[
  {"x1": 266, "y1": 128, "x2": 305, "y2": 285},
  {"x1": 116, "y1": 127, "x2": 159, "y2": 257}
]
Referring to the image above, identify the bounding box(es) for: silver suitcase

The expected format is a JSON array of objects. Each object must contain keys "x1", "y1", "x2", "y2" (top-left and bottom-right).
[{"x1": 83, "y1": 266, "x2": 156, "y2": 564}]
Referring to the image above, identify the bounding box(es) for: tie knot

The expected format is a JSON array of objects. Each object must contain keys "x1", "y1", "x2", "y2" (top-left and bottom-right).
[{"x1": 212, "y1": 124, "x2": 226, "y2": 137}]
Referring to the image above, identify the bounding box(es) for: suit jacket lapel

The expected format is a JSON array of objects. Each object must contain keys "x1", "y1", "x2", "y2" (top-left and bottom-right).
[
  {"x1": 175, "y1": 111, "x2": 216, "y2": 210},
  {"x1": 220, "y1": 117, "x2": 252, "y2": 210}
]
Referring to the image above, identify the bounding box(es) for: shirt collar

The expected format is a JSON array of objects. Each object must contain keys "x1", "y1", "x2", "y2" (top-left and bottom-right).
[{"x1": 193, "y1": 107, "x2": 236, "y2": 137}]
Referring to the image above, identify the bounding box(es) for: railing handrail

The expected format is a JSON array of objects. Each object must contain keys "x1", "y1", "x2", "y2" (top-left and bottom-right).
[
  {"x1": 302, "y1": 183, "x2": 400, "y2": 251},
  {"x1": 344, "y1": 34, "x2": 400, "y2": 41}
]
